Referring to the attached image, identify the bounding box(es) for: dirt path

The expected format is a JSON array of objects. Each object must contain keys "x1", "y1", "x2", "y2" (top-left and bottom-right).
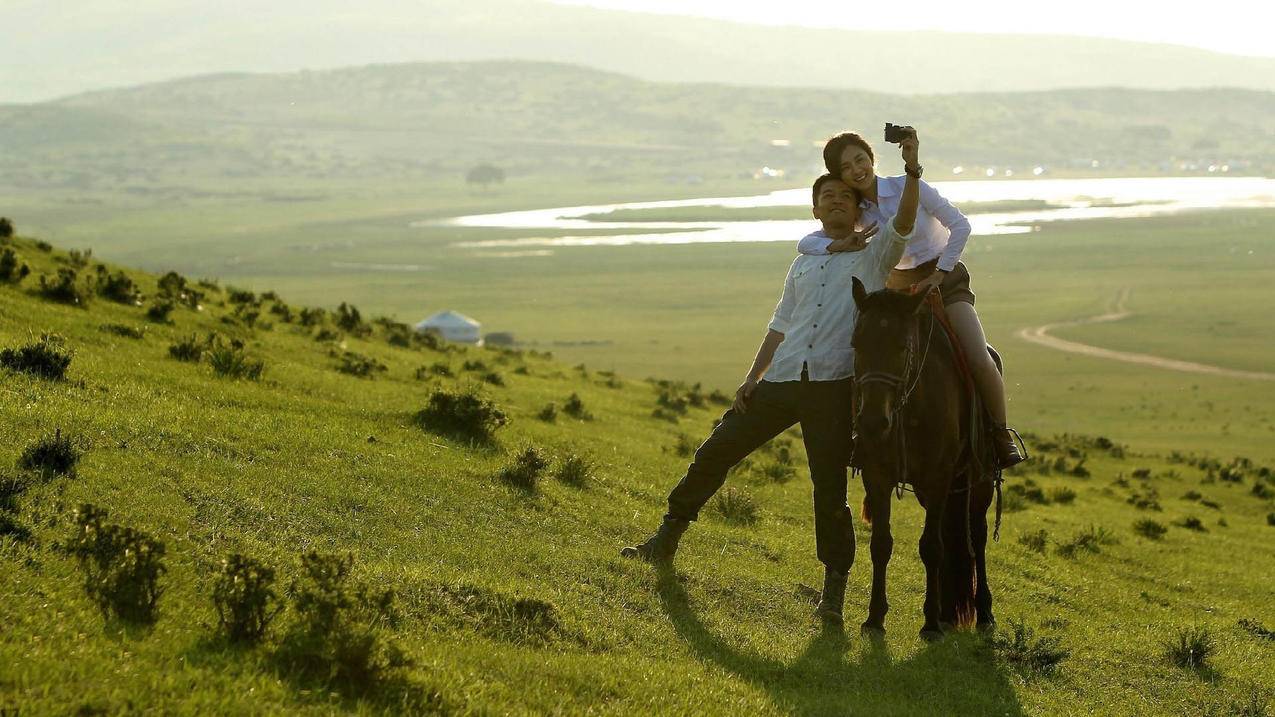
[{"x1": 1016, "y1": 288, "x2": 1275, "y2": 381}]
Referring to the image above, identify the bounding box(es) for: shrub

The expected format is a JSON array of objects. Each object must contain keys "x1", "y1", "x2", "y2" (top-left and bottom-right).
[
  {"x1": 145, "y1": 300, "x2": 176, "y2": 323},
  {"x1": 65, "y1": 504, "x2": 166, "y2": 624},
  {"x1": 1007, "y1": 480, "x2": 1049, "y2": 505},
  {"x1": 496, "y1": 447, "x2": 549, "y2": 490},
  {"x1": 0, "y1": 217, "x2": 12, "y2": 238},
  {"x1": 336, "y1": 351, "x2": 387, "y2": 378},
  {"x1": 1018, "y1": 529, "x2": 1048, "y2": 553},
  {"x1": 1238, "y1": 618, "x2": 1275, "y2": 642},
  {"x1": 554, "y1": 453, "x2": 592, "y2": 487},
  {"x1": 207, "y1": 339, "x2": 265, "y2": 380},
  {"x1": 761, "y1": 462, "x2": 796, "y2": 483},
  {"x1": 1177, "y1": 516, "x2": 1207, "y2": 532},
  {"x1": 1268, "y1": 512, "x2": 1275, "y2": 527},
  {"x1": 1132, "y1": 467, "x2": 1152, "y2": 479},
  {"x1": 1133, "y1": 519, "x2": 1168, "y2": 540},
  {"x1": 299, "y1": 307, "x2": 326, "y2": 327},
  {"x1": 481, "y1": 371, "x2": 505, "y2": 386},
  {"x1": 167, "y1": 335, "x2": 206, "y2": 362},
  {"x1": 708, "y1": 389, "x2": 731, "y2": 406},
  {"x1": 669, "y1": 433, "x2": 696, "y2": 458},
  {"x1": 0, "y1": 247, "x2": 30, "y2": 283},
  {"x1": 462, "y1": 359, "x2": 489, "y2": 372},
  {"x1": 276, "y1": 552, "x2": 407, "y2": 692},
  {"x1": 415, "y1": 388, "x2": 507, "y2": 443},
  {"x1": 1, "y1": 334, "x2": 72, "y2": 380},
  {"x1": 213, "y1": 554, "x2": 280, "y2": 645},
  {"x1": 335, "y1": 302, "x2": 371, "y2": 336},
  {"x1": 991, "y1": 620, "x2": 1070, "y2": 677},
  {"x1": 383, "y1": 322, "x2": 414, "y2": 348},
  {"x1": 1200, "y1": 499, "x2": 1222, "y2": 510},
  {"x1": 1253, "y1": 481, "x2": 1273, "y2": 500},
  {"x1": 32, "y1": 239, "x2": 52, "y2": 252},
  {"x1": 157, "y1": 271, "x2": 203, "y2": 308},
  {"x1": 563, "y1": 393, "x2": 592, "y2": 420},
  {"x1": 314, "y1": 328, "x2": 341, "y2": 342},
  {"x1": 38, "y1": 268, "x2": 89, "y2": 305},
  {"x1": 1049, "y1": 487, "x2": 1077, "y2": 505},
  {"x1": 428, "y1": 362, "x2": 453, "y2": 378},
  {"x1": 226, "y1": 288, "x2": 258, "y2": 305},
  {"x1": 18, "y1": 429, "x2": 81, "y2": 476},
  {"x1": 1127, "y1": 487, "x2": 1162, "y2": 511},
  {"x1": 1182, "y1": 490, "x2": 1203, "y2": 501},
  {"x1": 712, "y1": 487, "x2": 759, "y2": 525},
  {"x1": 93, "y1": 268, "x2": 141, "y2": 304},
  {"x1": 66, "y1": 248, "x2": 93, "y2": 268},
  {"x1": 536, "y1": 403, "x2": 557, "y2": 422},
  {"x1": 1055, "y1": 525, "x2": 1116, "y2": 558},
  {"x1": 100, "y1": 323, "x2": 145, "y2": 339},
  {"x1": 1163, "y1": 626, "x2": 1216, "y2": 671}
]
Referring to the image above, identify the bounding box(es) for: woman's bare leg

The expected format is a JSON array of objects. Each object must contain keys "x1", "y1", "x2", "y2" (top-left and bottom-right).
[{"x1": 944, "y1": 302, "x2": 1007, "y2": 426}]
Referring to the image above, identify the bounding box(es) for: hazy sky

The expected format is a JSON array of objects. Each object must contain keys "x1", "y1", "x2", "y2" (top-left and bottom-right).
[{"x1": 552, "y1": 0, "x2": 1275, "y2": 57}]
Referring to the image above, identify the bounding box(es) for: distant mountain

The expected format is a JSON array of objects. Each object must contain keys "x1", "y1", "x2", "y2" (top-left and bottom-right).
[
  {"x1": 3, "y1": 0, "x2": 1273, "y2": 103},
  {"x1": 3, "y1": 61, "x2": 1270, "y2": 194}
]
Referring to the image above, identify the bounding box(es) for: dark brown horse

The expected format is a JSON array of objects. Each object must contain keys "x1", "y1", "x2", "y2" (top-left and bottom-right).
[{"x1": 849, "y1": 277, "x2": 999, "y2": 640}]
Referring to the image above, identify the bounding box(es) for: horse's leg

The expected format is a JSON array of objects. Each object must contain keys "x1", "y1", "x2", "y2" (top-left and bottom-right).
[
  {"x1": 918, "y1": 492, "x2": 947, "y2": 641},
  {"x1": 972, "y1": 485, "x2": 995, "y2": 630},
  {"x1": 861, "y1": 479, "x2": 894, "y2": 636}
]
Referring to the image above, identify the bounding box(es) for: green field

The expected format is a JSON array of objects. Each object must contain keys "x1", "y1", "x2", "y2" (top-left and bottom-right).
[{"x1": 2, "y1": 218, "x2": 1274, "y2": 714}]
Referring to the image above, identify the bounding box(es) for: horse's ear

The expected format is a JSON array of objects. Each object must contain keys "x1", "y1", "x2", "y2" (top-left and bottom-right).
[{"x1": 852, "y1": 276, "x2": 868, "y2": 307}]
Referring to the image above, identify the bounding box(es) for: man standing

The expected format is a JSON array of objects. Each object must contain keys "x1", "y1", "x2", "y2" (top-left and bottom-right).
[{"x1": 622, "y1": 133, "x2": 924, "y2": 624}]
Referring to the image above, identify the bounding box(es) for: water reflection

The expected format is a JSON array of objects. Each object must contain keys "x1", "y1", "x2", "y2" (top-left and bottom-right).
[{"x1": 421, "y1": 177, "x2": 1275, "y2": 249}]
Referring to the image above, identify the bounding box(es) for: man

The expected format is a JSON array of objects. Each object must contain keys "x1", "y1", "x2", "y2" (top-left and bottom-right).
[{"x1": 621, "y1": 133, "x2": 924, "y2": 624}]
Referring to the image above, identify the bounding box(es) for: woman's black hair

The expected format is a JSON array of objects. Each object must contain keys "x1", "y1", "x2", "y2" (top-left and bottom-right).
[{"x1": 823, "y1": 132, "x2": 876, "y2": 176}]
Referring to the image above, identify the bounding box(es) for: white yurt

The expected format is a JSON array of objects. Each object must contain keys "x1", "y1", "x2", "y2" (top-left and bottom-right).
[{"x1": 416, "y1": 310, "x2": 482, "y2": 345}]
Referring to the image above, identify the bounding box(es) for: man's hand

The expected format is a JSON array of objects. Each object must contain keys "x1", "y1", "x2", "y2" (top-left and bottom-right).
[
  {"x1": 910, "y1": 270, "x2": 944, "y2": 295},
  {"x1": 827, "y1": 222, "x2": 879, "y2": 253},
  {"x1": 900, "y1": 127, "x2": 919, "y2": 169},
  {"x1": 733, "y1": 378, "x2": 759, "y2": 414}
]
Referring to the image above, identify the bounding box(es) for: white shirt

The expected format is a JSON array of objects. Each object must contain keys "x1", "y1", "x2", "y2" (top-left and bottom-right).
[
  {"x1": 764, "y1": 217, "x2": 913, "y2": 383},
  {"x1": 797, "y1": 175, "x2": 971, "y2": 272}
]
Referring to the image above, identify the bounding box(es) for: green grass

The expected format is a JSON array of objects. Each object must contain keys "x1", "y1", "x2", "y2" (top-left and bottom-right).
[{"x1": 2, "y1": 229, "x2": 1274, "y2": 714}]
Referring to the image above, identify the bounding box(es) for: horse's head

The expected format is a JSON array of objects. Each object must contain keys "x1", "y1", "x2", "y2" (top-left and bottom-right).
[{"x1": 851, "y1": 276, "x2": 930, "y2": 442}]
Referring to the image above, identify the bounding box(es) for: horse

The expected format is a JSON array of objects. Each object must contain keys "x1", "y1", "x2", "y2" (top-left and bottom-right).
[{"x1": 849, "y1": 276, "x2": 1000, "y2": 641}]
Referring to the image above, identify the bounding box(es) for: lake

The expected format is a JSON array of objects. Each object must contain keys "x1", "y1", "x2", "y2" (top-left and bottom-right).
[{"x1": 426, "y1": 176, "x2": 1275, "y2": 249}]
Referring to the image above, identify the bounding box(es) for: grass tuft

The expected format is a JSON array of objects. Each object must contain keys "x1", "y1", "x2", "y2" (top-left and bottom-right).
[
  {"x1": 712, "y1": 487, "x2": 759, "y2": 526},
  {"x1": 1133, "y1": 518, "x2": 1168, "y2": 540},
  {"x1": 1, "y1": 333, "x2": 72, "y2": 380},
  {"x1": 38, "y1": 268, "x2": 90, "y2": 305},
  {"x1": 1163, "y1": 625, "x2": 1216, "y2": 671},
  {"x1": 414, "y1": 388, "x2": 507, "y2": 443},
  {"x1": 335, "y1": 351, "x2": 387, "y2": 378},
  {"x1": 1049, "y1": 487, "x2": 1077, "y2": 505},
  {"x1": 207, "y1": 339, "x2": 265, "y2": 380},
  {"x1": 99, "y1": 323, "x2": 146, "y2": 339},
  {"x1": 553, "y1": 453, "x2": 593, "y2": 487},
  {"x1": 1177, "y1": 516, "x2": 1207, "y2": 532},
  {"x1": 563, "y1": 392, "x2": 593, "y2": 420},
  {"x1": 18, "y1": 429, "x2": 81, "y2": 476},
  {"x1": 212, "y1": 554, "x2": 280, "y2": 645},
  {"x1": 65, "y1": 504, "x2": 166, "y2": 624},
  {"x1": 991, "y1": 619, "x2": 1070, "y2": 677},
  {"x1": 1055, "y1": 525, "x2": 1116, "y2": 558},
  {"x1": 1017, "y1": 529, "x2": 1048, "y2": 553},
  {"x1": 496, "y1": 447, "x2": 549, "y2": 491},
  {"x1": 536, "y1": 403, "x2": 558, "y2": 422}
]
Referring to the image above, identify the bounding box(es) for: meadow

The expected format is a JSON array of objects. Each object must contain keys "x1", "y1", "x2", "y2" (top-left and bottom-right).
[{"x1": 1, "y1": 214, "x2": 1273, "y2": 714}]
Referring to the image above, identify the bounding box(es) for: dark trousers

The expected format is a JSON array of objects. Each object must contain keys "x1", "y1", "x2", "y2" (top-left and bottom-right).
[{"x1": 665, "y1": 377, "x2": 856, "y2": 573}]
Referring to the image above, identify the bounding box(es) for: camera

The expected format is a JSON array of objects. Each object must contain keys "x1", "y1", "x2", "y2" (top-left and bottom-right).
[{"x1": 884, "y1": 123, "x2": 913, "y2": 144}]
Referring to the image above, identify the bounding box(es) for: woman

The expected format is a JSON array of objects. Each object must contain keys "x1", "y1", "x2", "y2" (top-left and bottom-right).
[{"x1": 798, "y1": 128, "x2": 1024, "y2": 468}]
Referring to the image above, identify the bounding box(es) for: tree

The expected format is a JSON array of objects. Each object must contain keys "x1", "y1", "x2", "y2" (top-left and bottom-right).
[
  {"x1": 465, "y1": 164, "x2": 506, "y2": 187},
  {"x1": 0, "y1": 217, "x2": 13, "y2": 239}
]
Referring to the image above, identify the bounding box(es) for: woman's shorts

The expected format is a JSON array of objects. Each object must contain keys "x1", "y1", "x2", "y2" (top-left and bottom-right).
[{"x1": 886, "y1": 259, "x2": 976, "y2": 306}]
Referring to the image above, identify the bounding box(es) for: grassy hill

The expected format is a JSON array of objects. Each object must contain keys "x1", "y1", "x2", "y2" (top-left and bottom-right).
[
  {"x1": 4, "y1": 0, "x2": 1275, "y2": 103},
  {"x1": 2, "y1": 229, "x2": 1273, "y2": 714},
  {"x1": 3, "y1": 61, "x2": 1272, "y2": 200}
]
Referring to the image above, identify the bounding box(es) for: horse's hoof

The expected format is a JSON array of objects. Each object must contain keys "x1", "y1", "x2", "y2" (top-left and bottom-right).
[
  {"x1": 919, "y1": 627, "x2": 944, "y2": 642},
  {"x1": 976, "y1": 619, "x2": 996, "y2": 634},
  {"x1": 815, "y1": 607, "x2": 845, "y2": 627},
  {"x1": 619, "y1": 546, "x2": 639, "y2": 559},
  {"x1": 860, "y1": 622, "x2": 886, "y2": 639}
]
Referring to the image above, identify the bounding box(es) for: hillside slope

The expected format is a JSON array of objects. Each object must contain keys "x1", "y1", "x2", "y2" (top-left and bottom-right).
[
  {"x1": 1, "y1": 230, "x2": 1273, "y2": 714},
  {"x1": 3, "y1": 0, "x2": 1275, "y2": 103}
]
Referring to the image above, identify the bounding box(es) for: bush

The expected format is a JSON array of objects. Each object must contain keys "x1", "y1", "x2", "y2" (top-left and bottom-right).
[
  {"x1": 1017, "y1": 529, "x2": 1048, "y2": 553},
  {"x1": 1268, "y1": 512, "x2": 1275, "y2": 527},
  {"x1": 65, "y1": 504, "x2": 166, "y2": 624},
  {"x1": 415, "y1": 388, "x2": 507, "y2": 443},
  {"x1": 1007, "y1": 480, "x2": 1049, "y2": 505},
  {"x1": 1055, "y1": 525, "x2": 1116, "y2": 558},
  {"x1": 554, "y1": 453, "x2": 592, "y2": 487},
  {"x1": 0, "y1": 217, "x2": 12, "y2": 238},
  {"x1": 145, "y1": 300, "x2": 176, "y2": 323},
  {"x1": 335, "y1": 302, "x2": 371, "y2": 337},
  {"x1": 760, "y1": 462, "x2": 796, "y2": 483},
  {"x1": 93, "y1": 268, "x2": 141, "y2": 304},
  {"x1": 0, "y1": 246, "x2": 31, "y2": 283},
  {"x1": 207, "y1": 339, "x2": 265, "y2": 380},
  {"x1": 1177, "y1": 516, "x2": 1207, "y2": 532},
  {"x1": 336, "y1": 351, "x2": 387, "y2": 378},
  {"x1": 1253, "y1": 481, "x2": 1273, "y2": 500},
  {"x1": 563, "y1": 393, "x2": 592, "y2": 420},
  {"x1": 226, "y1": 288, "x2": 258, "y2": 305},
  {"x1": 991, "y1": 620, "x2": 1070, "y2": 677},
  {"x1": 1049, "y1": 487, "x2": 1077, "y2": 505},
  {"x1": 157, "y1": 271, "x2": 204, "y2": 308},
  {"x1": 66, "y1": 248, "x2": 93, "y2": 268},
  {"x1": 1163, "y1": 626, "x2": 1216, "y2": 671},
  {"x1": 299, "y1": 307, "x2": 326, "y2": 327},
  {"x1": 18, "y1": 429, "x2": 81, "y2": 476},
  {"x1": 496, "y1": 447, "x2": 549, "y2": 490},
  {"x1": 670, "y1": 433, "x2": 696, "y2": 458},
  {"x1": 38, "y1": 268, "x2": 89, "y2": 305},
  {"x1": 276, "y1": 552, "x2": 407, "y2": 692},
  {"x1": 167, "y1": 335, "x2": 206, "y2": 362},
  {"x1": 1127, "y1": 487, "x2": 1162, "y2": 511},
  {"x1": 1133, "y1": 519, "x2": 1168, "y2": 540},
  {"x1": 213, "y1": 554, "x2": 280, "y2": 645},
  {"x1": 1, "y1": 334, "x2": 72, "y2": 380},
  {"x1": 100, "y1": 323, "x2": 145, "y2": 340},
  {"x1": 712, "y1": 487, "x2": 759, "y2": 525},
  {"x1": 536, "y1": 403, "x2": 557, "y2": 422}
]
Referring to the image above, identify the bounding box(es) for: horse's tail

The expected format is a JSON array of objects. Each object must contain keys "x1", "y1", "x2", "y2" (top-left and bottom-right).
[
  {"x1": 941, "y1": 476, "x2": 978, "y2": 628},
  {"x1": 861, "y1": 495, "x2": 873, "y2": 526}
]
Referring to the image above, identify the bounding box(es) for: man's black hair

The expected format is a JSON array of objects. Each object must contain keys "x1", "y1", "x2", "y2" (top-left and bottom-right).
[{"x1": 811, "y1": 173, "x2": 838, "y2": 207}]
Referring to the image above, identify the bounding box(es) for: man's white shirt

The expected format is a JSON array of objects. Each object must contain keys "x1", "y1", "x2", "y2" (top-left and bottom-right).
[
  {"x1": 765, "y1": 217, "x2": 913, "y2": 383},
  {"x1": 797, "y1": 176, "x2": 970, "y2": 272}
]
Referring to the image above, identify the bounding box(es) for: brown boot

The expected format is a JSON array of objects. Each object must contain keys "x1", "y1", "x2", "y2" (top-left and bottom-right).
[
  {"x1": 993, "y1": 426, "x2": 1026, "y2": 469},
  {"x1": 815, "y1": 567, "x2": 848, "y2": 625}
]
